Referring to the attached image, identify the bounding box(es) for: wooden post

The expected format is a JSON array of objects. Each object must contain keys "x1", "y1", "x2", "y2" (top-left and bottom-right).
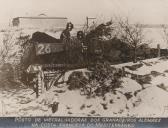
[
  {"x1": 37, "y1": 71, "x2": 45, "y2": 97},
  {"x1": 86, "y1": 17, "x2": 96, "y2": 29},
  {"x1": 157, "y1": 44, "x2": 160, "y2": 57},
  {"x1": 86, "y1": 17, "x2": 89, "y2": 28},
  {"x1": 14, "y1": 65, "x2": 21, "y2": 81}
]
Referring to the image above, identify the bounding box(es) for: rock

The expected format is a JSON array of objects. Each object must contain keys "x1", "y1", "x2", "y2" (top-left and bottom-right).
[
  {"x1": 86, "y1": 105, "x2": 92, "y2": 108},
  {"x1": 101, "y1": 103, "x2": 108, "y2": 110},
  {"x1": 125, "y1": 64, "x2": 143, "y2": 71},
  {"x1": 66, "y1": 106, "x2": 72, "y2": 109},
  {"x1": 150, "y1": 71, "x2": 162, "y2": 77},
  {"x1": 68, "y1": 111, "x2": 73, "y2": 114},
  {"x1": 51, "y1": 102, "x2": 59, "y2": 113},
  {"x1": 124, "y1": 92, "x2": 133, "y2": 100},
  {"x1": 90, "y1": 110, "x2": 96, "y2": 114},
  {"x1": 54, "y1": 90, "x2": 66, "y2": 93},
  {"x1": 109, "y1": 99, "x2": 114, "y2": 104},
  {"x1": 80, "y1": 104, "x2": 85, "y2": 110}
]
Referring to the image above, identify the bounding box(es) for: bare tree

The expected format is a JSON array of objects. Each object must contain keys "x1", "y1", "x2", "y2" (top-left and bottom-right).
[
  {"x1": 118, "y1": 18, "x2": 147, "y2": 62},
  {"x1": 0, "y1": 32, "x2": 14, "y2": 65}
]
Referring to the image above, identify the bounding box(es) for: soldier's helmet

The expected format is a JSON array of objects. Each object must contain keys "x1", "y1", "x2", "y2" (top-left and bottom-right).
[
  {"x1": 66, "y1": 22, "x2": 74, "y2": 30},
  {"x1": 77, "y1": 31, "x2": 84, "y2": 40}
]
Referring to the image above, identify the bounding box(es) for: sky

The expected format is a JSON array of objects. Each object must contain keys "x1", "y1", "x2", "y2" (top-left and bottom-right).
[{"x1": 1, "y1": 0, "x2": 168, "y2": 26}]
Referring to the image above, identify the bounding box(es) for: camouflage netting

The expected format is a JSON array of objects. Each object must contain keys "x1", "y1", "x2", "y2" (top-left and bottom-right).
[{"x1": 67, "y1": 61, "x2": 123, "y2": 97}]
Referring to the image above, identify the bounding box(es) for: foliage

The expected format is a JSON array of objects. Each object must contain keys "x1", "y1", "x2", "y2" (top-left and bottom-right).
[
  {"x1": 0, "y1": 63, "x2": 14, "y2": 82},
  {"x1": 85, "y1": 20, "x2": 114, "y2": 41},
  {"x1": 87, "y1": 61, "x2": 122, "y2": 96},
  {"x1": 16, "y1": 35, "x2": 34, "y2": 69},
  {"x1": 67, "y1": 71, "x2": 88, "y2": 90},
  {"x1": 0, "y1": 32, "x2": 15, "y2": 64},
  {"x1": 0, "y1": 32, "x2": 31, "y2": 67},
  {"x1": 67, "y1": 61, "x2": 122, "y2": 97},
  {"x1": 118, "y1": 17, "x2": 148, "y2": 62}
]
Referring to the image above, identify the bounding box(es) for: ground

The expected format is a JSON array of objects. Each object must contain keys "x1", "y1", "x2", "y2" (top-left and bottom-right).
[{"x1": 1, "y1": 57, "x2": 168, "y2": 117}]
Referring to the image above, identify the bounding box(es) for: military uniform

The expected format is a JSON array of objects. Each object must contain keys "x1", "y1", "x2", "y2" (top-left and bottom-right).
[{"x1": 60, "y1": 22, "x2": 74, "y2": 64}]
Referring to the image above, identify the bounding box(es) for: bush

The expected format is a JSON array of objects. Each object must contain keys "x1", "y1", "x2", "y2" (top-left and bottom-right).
[
  {"x1": 67, "y1": 71, "x2": 88, "y2": 90},
  {"x1": 0, "y1": 63, "x2": 14, "y2": 81},
  {"x1": 67, "y1": 61, "x2": 122, "y2": 97},
  {"x1": 88, "y1": 61, "x2": 122, "y2": 96}
]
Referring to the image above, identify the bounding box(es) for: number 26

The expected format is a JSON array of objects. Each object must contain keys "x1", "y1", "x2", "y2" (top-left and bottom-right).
[{"x1": 37, "y1": 44, "x2": 51, "y2": 54}]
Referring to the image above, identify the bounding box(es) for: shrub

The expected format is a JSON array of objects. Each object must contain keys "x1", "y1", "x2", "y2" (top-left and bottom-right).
[
  {"x1": 87, "y1": 61, "x2": 122, "y2": 96},
  {"x1": 67, "y1": 71, "x2": 88, "y2": 90},
  {"x1": 67, "y1": 61, "x2": 122, "y2": 97}
]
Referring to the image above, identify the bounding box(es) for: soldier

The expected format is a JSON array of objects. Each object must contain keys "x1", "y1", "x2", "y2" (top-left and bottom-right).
[
  {"x1": 60, "y1": 22, "x2": 74, "y2": 64},
  {"x1": 60, "y1": 22, "x2": 74, "y2": 42},
  {"x1": 77, "y1": 31, "x2": 88, "y2": 63}
]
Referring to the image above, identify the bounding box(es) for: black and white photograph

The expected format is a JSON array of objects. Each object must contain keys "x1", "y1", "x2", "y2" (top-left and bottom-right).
[{"x1": 1, "y1": 0, "x2": 168, "y2": 120}]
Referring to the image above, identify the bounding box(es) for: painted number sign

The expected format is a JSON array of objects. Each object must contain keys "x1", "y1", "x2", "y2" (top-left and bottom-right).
[{"x1": 35, "y1": 43, "x2": 64, "y2": 55}]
